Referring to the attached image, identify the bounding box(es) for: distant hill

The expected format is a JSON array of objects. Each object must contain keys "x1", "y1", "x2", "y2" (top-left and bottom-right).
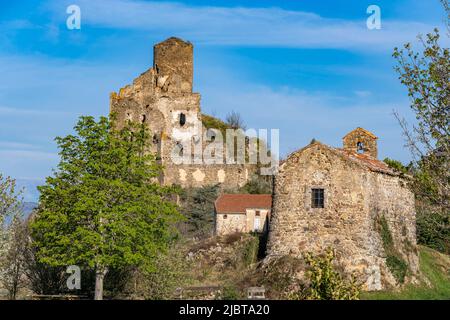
[
  {"x1": 23, "y1": 201, "x2": 38, "y2": 217},
  {"x1": 3, "y1": 201, "x2": 38, "y2": 226}
]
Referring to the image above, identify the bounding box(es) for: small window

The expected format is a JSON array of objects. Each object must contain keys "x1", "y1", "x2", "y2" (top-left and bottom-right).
[
  {"x1": 223, "y1": 214, "x2": 228, "y2": 219},
  {"x1": 311, "y1": 188, "x2": 324, "y2": 208},
  {"x1": 152, "y1": 134, "x2": 159, "y2": 144},
  {"x1": 357, "y1": 141, "x2": 364, "y2": 154},
  {"x1": 179, "y1": 113, "x2": 186, "y2": 126},
  {"x1": 255, "y1": 211, "x2": 260, "y2": 216},
  {"x1": 206, "y1": 129, "x2": 216, "y2": 142}
]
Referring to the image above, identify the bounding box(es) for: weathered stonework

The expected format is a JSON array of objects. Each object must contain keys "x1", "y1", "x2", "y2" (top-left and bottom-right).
[
  {"x1": 343, "y1": 127, "x2": 378, "y2": 158},
  {"x1": 110, "y1": 37, "x2": 255, "y2": 188},
  {"x1": 266, "y1": 129, "x2": 419, "y2": 291}
]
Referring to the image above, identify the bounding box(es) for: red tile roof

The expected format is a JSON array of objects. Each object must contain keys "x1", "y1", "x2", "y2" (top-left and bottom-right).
[
  {"x1": 281, "y1": 141, "x2": 400, "y2": 176},
  {"x1": 215, "y1": 194, "x2": 272, "y2": 214},
  {"x1": 337, "y1": 149, "x2": 396, "y2": 174}
]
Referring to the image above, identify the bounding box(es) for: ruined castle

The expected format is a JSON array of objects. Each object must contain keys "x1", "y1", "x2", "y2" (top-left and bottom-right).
[
  {"x1": 110, "y1": 37, "x2": 418, "y2": 291},
  {"x1": 110, "y1": 37, "x2": 256, "y2": 189}
]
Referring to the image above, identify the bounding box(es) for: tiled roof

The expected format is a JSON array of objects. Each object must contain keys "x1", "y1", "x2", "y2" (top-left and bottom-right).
[
  {"x1": 215, "y1": 194, "x2": 272, "y2": 214},
  {"x1": 336, "y1": 149, "x2": 396, "y2": 174},
  {"x1": 280, "y1": 141, "x2": 400, "y2": 176}
]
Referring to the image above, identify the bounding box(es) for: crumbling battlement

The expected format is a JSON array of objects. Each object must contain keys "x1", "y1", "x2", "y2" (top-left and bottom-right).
[{"x1": 109, "y1": 37, "x2": 255, "y2": 189}]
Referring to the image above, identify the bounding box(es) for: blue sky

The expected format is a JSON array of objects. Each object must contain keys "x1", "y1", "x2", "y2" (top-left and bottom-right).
[{"x1": 0, "y1": 0, "x2": 448, "y2": 201}]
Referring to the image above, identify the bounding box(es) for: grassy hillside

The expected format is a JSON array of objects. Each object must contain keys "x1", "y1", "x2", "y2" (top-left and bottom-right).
[
  {"x1": 177, "y1": 237, "x2": 449, "y2": 300},
  {"x1": 362, "y1": 246, "x2": 450, "y2": 300}
]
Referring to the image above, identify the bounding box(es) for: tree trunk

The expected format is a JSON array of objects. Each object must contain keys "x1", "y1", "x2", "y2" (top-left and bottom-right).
[{"x1": 94, "y1": 267, "x2": 108, "y2": 300}]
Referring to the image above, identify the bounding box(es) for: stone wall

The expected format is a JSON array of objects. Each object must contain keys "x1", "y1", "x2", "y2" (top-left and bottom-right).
[
  {"x1": 215, "y1": 208, "x2": 270, "y2": 236},
  {"x1": 365, "y1": 172, "x2": 419, "y2": 288},
  {"x1": 154, "y1": 37, "x2": 193, "y2": 94},
  {"x1": 266, "y1": 142, "x2": 418, "y2": 290},
  {"x1": 215, "y1": 209, "x2": 270, "y2": 235},
  {"x1": 109, "y1": 37, "x2": 254, "y2": 189},
  {"x1": 244, "y1": 209, "x2": 270, "y2": 233},
  {"x1": 163, "y1": 163, "x2": 251, "y2": 189},
  {"x1": 343, "y1": 127, "x2": 378, "y2": 158},
  {"x1": 215, "y1": 213, "x2": 247, "y2": 235}
]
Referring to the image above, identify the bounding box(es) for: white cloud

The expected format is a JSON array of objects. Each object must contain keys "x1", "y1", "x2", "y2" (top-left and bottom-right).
[
  {"x1": 0, "y1": 106, "x2": 71, "y2": 116},
  {"x1": 47, "y1": 0, "x2": 448, "y2": 50},
  {"x1": 197, "y1": 65, "x2": 416, "y2": 162},
  {"x1": 0, "y1": 149, "x2": 58, "y2": 161},
  {"x1": 0, "y1": 141, "x2": 41, "y2": 150}
]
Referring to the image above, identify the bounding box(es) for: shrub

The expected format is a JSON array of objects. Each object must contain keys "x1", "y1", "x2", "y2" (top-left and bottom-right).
[
  {"x1": 220, "y1": 284, "x2": 241, "y2": 300},
  {"x1": 386, "y1": 255, "x2": 408, "y2": 284},
  {"x1": 290, "y1": 248, "x2": 360, "y2": 300},
  {"x1": 259, "y1": 255, "x2": 305, "y2": 299},
  {"x1": 240, "y1": 234, "x2": 259, "y2": 267},
  {"x1": 131, "y1": 246, "x2": 189, "y2": 300},
  {"x1": 239, "y1": 175, "x2": 272, "y2": 194},
  {"x1": 416, "y1": 207, "x2": 449, "y2": 254}
]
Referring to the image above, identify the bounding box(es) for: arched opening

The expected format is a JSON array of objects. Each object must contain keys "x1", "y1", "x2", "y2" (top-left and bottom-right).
[
  {"x1": 176, "y1": 142, "x2": 184, "y2": 156},
  {"x1": 357, "y1": 141, "x2": 364, "y2": 154},
  {"x1": 206, "y1": 129, "x2": 216, "y2": 142},
  {"x1": 179, "y1": 113, "x2": 186, "y2": 126}
]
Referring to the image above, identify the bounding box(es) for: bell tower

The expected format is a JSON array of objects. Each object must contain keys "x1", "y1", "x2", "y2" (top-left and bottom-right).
[{"x1": 343, "y1": 127, "x2": 378, "y2": 158}]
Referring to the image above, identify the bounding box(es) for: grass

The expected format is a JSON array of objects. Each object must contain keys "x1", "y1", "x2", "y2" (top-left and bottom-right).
[{"x1": 362, "y1": 246, "x2": 450, "y2": 300}]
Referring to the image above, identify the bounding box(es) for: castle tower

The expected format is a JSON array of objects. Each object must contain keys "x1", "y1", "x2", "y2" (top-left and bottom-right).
[
  {"x1": 109, "y1": 37, "x2": 255, "y2": 189},
  {"x1": 343, "y1": 127, "x2": 378, "y2": 158},
  {"x1": 153, "y1": 37, "x2": 193, "y2": 94}
]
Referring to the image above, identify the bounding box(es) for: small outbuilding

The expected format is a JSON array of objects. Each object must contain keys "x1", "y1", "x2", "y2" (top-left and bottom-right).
[{"x1": 214, "y1": 194, "x2": 272, "y2": 236}]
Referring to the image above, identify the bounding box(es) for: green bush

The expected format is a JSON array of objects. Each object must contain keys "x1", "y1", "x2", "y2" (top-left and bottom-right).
[
  {"x1": 220, "y1": 284, "x2": 241, "y2": 300},
  {"x1": 416, "y1": 208, "x2": 449, "y2": 254},
  {"x1": 239, "y1": 175, "x2": 272, "y2": 194},
  {"x1": 290, "y1": 248, "x2": 360, "y2": 300},
  {"x1": 241, "y1": 234, "x2": 259, "y2": 267},
  {"x1": 131, "y1": 247, "x2": 189, "y2": 300},
  {"x1": 386, "y1": 255, "x2": 408, "y2": 284}
]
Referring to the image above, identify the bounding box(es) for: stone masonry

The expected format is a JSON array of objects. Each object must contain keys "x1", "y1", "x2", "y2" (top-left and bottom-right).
[
  {"x1": 266, "y1": 128, "x2": 419, "y2": 290},
  {"x1": 110, "y1": 37, "x2": 256, "y2": 189}
]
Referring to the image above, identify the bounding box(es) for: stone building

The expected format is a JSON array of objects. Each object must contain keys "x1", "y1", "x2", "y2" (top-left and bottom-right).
[
  {"x1": 110, "y1": 37, "x2": 255, "y2": 189},
  {"x1": 266, "y1": 128, "x2": 419, "y2": 290},
  {"x1": 215, "y1": 194, "x2": 272, "y2": 236}
]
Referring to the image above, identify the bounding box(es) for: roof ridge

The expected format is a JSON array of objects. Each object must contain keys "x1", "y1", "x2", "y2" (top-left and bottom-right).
[{"x1": 343, "y1": 127, "x2": 378, "y2": 139}]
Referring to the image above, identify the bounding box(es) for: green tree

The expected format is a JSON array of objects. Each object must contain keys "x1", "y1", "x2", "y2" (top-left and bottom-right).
[
  {"x1": 31, "y1": 116, "x2": 182, "y2": 300},
  {"x1": 383, "y1": 158, "x2": 410, "y2": 175},
  {"x1": 392, "y1": 13, "x2": 449, "y2": 210},
  {"x1": 239, "y1": 174, "x2": 272, "y2": 194},
  {"x1": 180, "y1": 184, "x2": 219, "y2": 237},
  {"x1": 392, "y1": 2, "x2": 449, "y2": 253}
]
